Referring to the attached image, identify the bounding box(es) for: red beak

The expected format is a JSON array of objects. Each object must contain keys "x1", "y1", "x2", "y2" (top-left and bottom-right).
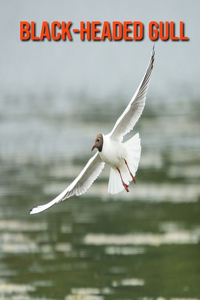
[{"x1": 91, "y1": 145, "x2": 96, "y2": 151}]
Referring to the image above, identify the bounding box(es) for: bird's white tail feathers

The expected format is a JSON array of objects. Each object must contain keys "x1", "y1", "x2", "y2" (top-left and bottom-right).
[
  {"x1": 108, "y1": 133, "x2": 141, "y2": 194},
  {"x1": 124, "y1": 132, "x2": 141, "y2": 176},
  {"x1": 108, "y1": 167, "x2": 124, "y2": 194}
]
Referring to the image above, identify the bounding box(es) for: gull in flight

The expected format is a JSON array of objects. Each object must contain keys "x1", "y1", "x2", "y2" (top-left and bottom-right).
[{"x1": 30, "y1": 47, "x2": 155, "y2": 214}]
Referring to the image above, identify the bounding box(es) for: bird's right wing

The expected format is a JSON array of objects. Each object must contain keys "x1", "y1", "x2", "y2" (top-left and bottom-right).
[
  {"x1": 30, "y1": 152, "x2": 105, "y2": 214},
  {"x1": 109, "y1": 46, "x2": 155, "y2": 142}
]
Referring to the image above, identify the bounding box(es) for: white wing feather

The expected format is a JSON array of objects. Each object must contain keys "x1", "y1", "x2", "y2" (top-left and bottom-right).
[
  {"x1": 109, "y1": 46, "x2": 155, "y2": 142},
  {"x1": 30, "y1": 152, "x2": 105, "y2": 214}
]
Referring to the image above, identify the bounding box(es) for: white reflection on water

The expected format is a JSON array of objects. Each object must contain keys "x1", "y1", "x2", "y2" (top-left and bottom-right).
[
  {"x1": 40, "y1": 244, "x2": 53, "y2": 254},
  {"x1": 65, "y1": 294, "x2": 103, "y2": 300},
  {"x1": 0, "y1": 283, "x2": 35, "y2": 296},
  {"x1": 0, "y1": 220, "x2": 47, "y2": 232},
  {"x1": 71, "y1": 288, "x2": 100, "y2": 295},
  {"x1": 32, "y1": 280, "x2": 53, "y2": 288},
  {"x1": 0, "y1": 281, "x2": 54, "y2": 300},
  {"x1": 112, "y1": 278, "x2": 145, "y2": 287},
  {"x1": 84, "y1": 229, "x2": 200, "y2": 246},
  {"x1": 105, "y1": 246, "x2": 145, "y2": 255},
  {"x1": 0, "y1": 233, "x2": 39, "y2": 254},
  {"x1": 55, "y1": 243, "x2": 72, "y2": 252},
  {"x1": 0, "y1": 222, "x2": 74, "y2": 256},
  {"x1": 65, "y1": 287, "x2": 113, "y2": 300},
  {"x1": 159, "y1": 222, "x2": 183, "y2": 232},
  {"x1": 29, "y1": 262, "x2": 87, "y2": 274},
  {"x1": 168, "y1": 165, "x2": 200, "y2": 179}
]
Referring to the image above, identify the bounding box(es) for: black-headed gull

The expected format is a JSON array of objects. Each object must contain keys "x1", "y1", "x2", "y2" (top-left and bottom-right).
[{"x1": 30, "y1": 47, "x2": 155, "y2": 214}]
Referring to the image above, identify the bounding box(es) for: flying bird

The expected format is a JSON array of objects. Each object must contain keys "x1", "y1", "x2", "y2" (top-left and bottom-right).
[{"x1": 30, "y1": 47, "x2": 155, "y2": 214}]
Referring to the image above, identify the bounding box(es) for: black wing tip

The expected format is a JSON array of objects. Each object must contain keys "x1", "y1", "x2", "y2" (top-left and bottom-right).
[
  {"x1": 29, "y1": 207, "x2": 36, "y2": 214},
  {"x1": 150, "y1": 45, "x2": 155, "y2": 69},
  {"x1": 152, "y1": 44, "x2": 155, "y2": 55},
  {"x1": 152, "y1": 46, "x2": 155, "y2": 59}
]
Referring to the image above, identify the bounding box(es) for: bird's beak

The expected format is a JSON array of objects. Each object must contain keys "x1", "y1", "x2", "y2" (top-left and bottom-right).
[{"x1": 91, "y1": 145, "x2": 96, "y2": 151}]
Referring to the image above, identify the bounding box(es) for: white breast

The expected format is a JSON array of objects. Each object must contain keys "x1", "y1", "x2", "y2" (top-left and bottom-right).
[{"x1": 99, "y1": 134, "x2": 126, "y2": 168}]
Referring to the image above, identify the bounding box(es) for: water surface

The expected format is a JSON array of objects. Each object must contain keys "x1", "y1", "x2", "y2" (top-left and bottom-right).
[{"x1": 0, "y1": 92, "x2": 200, "y2": 299}]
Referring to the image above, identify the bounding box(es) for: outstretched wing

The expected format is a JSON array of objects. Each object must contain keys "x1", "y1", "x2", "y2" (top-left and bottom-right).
[
  {"x1": 109, "y1": 46, "x2": 155, "y2": 142},
  {"x1": 30, "y1": 152, "x2": 105, "y2": 214}
]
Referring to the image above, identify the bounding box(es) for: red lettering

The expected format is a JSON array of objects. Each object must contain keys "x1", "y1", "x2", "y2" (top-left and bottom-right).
[
  {"x1": 170, "y1": 21, "x2": 179, "y2": 41},
  {"x1": 20, "y1": 21, "x2": 30, "y2": 40},
  {"x1": 159, "y1": 21, "x2": 169, "y2": 40},
  {"x1": 180, "y1": 21, "x2": 189, "y2": 40},
  {"x1": 51, "y1": 21, "x2": 61, "y2": 40},
  {"x1": 134, "y1": 22, "x2": 143, "y2": 40},
  {"x1": 61, "y1": 22, "x2": 72, "y2": 40},
  {"x1": 149, "y1": 21, "x2": 159, "y2": 40},
  {"x1": 40, "y1": 22, "x2": 51, "y2": 40},
  {"x1": 31, "y1": 21, "x2": 39, "y2": 40},
  {"x1": 113, "y1": 21, "x2": 122, "y2": 40},
  {"x1": 124, "y1": 22, "x2": 133, "y2": 40},
  {"x1": 92, "y1": 21, "x2": 101, "y2": 40},
  {"x1": 80, "y1": 21, "x2": 91, "y2": 40},
  {"x1": 101, "y1": 22, "x2": 112, "y2": 40}
]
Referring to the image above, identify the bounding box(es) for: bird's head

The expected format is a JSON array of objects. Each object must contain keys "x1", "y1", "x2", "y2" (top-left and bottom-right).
[{"x1": 91, "y1": 133, "x2": 103, "y2": 152}]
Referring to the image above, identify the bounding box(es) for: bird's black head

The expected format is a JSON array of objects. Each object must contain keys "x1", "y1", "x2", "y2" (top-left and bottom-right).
[{"x1": 91, "y1": 133, "x2": 103, "y2": 152}]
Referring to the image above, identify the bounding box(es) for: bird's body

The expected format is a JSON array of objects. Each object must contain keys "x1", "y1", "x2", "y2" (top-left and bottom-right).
[
  {"x1": 98, "y1": 133, "x2": 141, "y2": 194},
  {"x1": 99, "y1": 134, "x2": 126, "y2": 168},
  {"x1": 30, "y1": 47, "x2": 155, "y2": 215}
]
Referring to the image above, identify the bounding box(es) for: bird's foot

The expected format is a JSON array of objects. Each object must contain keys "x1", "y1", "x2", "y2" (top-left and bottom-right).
[
  {"x1": 116, "y1": 167, "x2": 129, "y2": 192},
  {"x1": 131, "y1": 174, "x2": 136, "y2": 184},
  {"x1": 123, "y1": 182, "x2": 129, "y2": 192},
  {"x1": 124, "y1": 159, "x2": 136, "y2": 184}
]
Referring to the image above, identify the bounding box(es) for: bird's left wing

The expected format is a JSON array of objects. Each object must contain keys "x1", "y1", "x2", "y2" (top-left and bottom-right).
[
  {"x1": 30, "y1": 152, "x2": 105, "y2": 214},
  {"x1": 109, "y1": 46, "x2": 155, "y2": 142}
]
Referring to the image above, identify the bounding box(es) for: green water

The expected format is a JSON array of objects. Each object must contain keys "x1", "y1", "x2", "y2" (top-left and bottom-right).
[{"x1": 0, "y1": 97, "x2": 200, "y2": 299}]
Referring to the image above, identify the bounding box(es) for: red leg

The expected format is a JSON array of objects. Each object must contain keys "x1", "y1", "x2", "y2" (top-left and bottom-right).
[
  {"x1": 116, "y1": 167, "x2": 129, "y2": 192},
  {"x1": 124, "y1": 159, "x2": 136, "y2": 183}
]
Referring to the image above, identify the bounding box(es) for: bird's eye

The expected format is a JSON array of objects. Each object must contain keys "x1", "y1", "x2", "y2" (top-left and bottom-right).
[{"x1": 97, "y1": 138, "x2": 100, "y2": 142}]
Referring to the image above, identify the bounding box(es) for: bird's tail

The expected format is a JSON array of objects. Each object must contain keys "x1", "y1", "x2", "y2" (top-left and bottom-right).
[
  {"x1": 124, "y1": 132, "x2": 141, "y2": 177},
  {"x1": 108, "y1": 167, "x2": 124, "y2": 194},
  {"x1": 108, "y1": 133, "x2": 141, "y2": 194}
]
